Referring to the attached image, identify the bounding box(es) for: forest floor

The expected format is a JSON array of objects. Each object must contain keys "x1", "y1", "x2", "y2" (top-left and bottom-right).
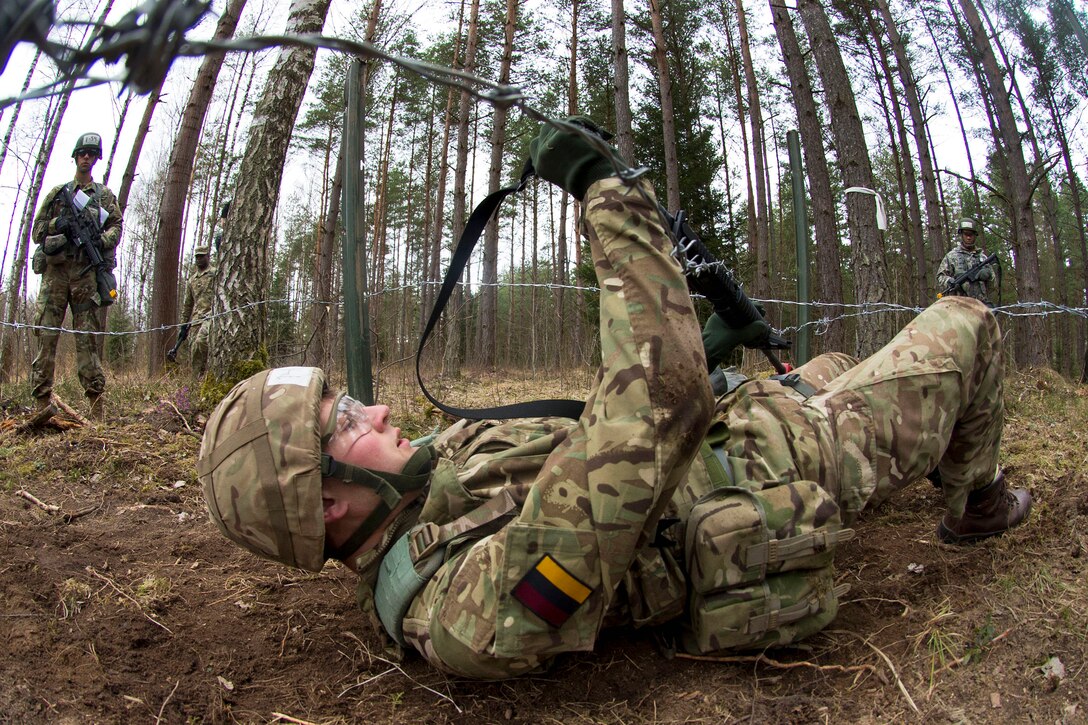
[{"x1": 0, "y1": 366, "x2": 1086, "y2": 724}]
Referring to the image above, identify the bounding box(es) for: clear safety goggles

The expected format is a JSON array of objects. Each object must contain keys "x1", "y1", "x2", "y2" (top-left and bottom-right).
[{"x1": 321, "y1": 392, "x2": 373, "y2": 446}]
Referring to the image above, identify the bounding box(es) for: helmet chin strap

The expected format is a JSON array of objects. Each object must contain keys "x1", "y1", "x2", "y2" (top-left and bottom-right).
[{"x1": 321, "y1": 445, "x2": 435, "y2": 562}]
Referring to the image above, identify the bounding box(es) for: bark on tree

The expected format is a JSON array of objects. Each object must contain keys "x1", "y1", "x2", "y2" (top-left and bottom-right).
[
  {"x1": 148, "y1": 0, "x2": 247, "y2": 375},
  {"x1": 611, "y1": 0, "x2": 635, "y2": 164},
  {"x1": 210, "y1": 0, "x2": 332, "y2": 377},
  {"x1": 769, "y1": 1, "x2": 845, "y2": 353},
  {"x1": 444, "y1": 0, "x2": 480, "y2": 377},
  {"x1": 117, "y1": 82, "x2": 164, "y2": 212},
  {"x1": 720, "y1": 5, "x2": 756, "y2": 271},
  {"x1": 648, "y1": 0, "x2": 681, "y2": 212},
  {"x1": 875, "y1": 0, "x2": 944, "y2": 290},
  {"x1": 798, "y1": 0, "x2": 891, "y2": 357},
  {"x1": 476, "y1": 0, "x2": 518, "y2": 368},
  {"x1": 1, "y1": 88, "x2": 69, "y2": 382},
  {"x1": 735, "y1": 0, "x2": 770, "y2": 297},
  {"x1": 0, "y1": 49, "x2": 40, "y2": 180},
  {"x1": 957, "y1": 0, "x2": 1047, "y2": 367}
]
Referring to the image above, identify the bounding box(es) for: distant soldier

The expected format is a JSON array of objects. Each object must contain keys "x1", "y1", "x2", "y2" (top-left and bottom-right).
[
  {"x1": 168, "y1": 246, "x2": 216, "y2": 376},
  {"x1": 937, "y1": 218, "x2": 996, "y2": 303},
  {"x1": 29, "y1": 132, "x2": 123, "y2": 421}
]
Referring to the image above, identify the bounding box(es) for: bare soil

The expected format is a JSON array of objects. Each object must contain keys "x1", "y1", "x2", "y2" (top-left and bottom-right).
[{"x1": 1, "y1": 369, "x2": 1086, "y2": 724}]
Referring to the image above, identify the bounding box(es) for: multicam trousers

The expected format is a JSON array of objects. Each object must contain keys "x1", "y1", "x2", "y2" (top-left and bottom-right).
[{"x1": 31, "y1": 257, "x2": 106, "y2": 399}]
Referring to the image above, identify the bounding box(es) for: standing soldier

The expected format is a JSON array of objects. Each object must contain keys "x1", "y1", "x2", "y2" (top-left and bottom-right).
[
  {"x1": 937, "y1": 218, "x2": 996, "y2": 303},
  {"x1": 168, "y1": 246, "x2": 216, "y2": 376},
  {"x1": 29, "y1": 132, "x2": 123, "y2": 421}
]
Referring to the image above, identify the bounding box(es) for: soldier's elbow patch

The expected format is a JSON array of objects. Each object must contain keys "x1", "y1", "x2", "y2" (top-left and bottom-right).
[
  {"x1": 513, "y1": 554, "x2": 592, "y2": 628},
  {"x1": 493, "y1": 525, "x2": 602, "y2": 658}
]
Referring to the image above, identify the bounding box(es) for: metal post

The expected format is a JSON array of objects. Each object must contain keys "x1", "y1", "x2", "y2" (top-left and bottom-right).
[
  {"x1": 787, "y1": 130, "x2": 810, "y2": 365},
  {"x1": 342, "y1": 60, "x2": 374, "y2": 403}
]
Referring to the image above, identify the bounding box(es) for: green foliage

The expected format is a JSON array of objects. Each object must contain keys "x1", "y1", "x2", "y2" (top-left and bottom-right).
[
  {"x1": 105, "y1": 304, "x2": 137, "y2": 367},
  {"x1": 197, "y1": 348, "x2": 269, "y2": 409}
]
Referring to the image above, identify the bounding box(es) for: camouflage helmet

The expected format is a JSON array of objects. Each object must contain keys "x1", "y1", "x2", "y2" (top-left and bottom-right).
[
  {"x1": 957, "y1": 218, "x2": 978, "y2": 235},
  {"x1": 198, "y1": 367, "x2": 434, "y2": 572},
  {"x1": 193, "y1": 245, "x2": 210, "y2": 258},
  {"x1": 72, "y1": 132, "x2": 103, "y2": 159}
]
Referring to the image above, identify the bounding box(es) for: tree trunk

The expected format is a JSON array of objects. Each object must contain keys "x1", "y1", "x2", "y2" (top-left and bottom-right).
[
  {"x1": 117, "y1": 82, "x2": 164, "y2": 211},
  {"x1": 476, "y1": 0, "x2": 518, "y2": 368},
  {"x1": 148, "y1": 0, "x2": 247, "y2": 375},
  {"x1": 861, "y1": 7, "x2": 925, "y2": 307},
  {"x1": 611, "y1": 0, "x2": 634, "y2": 164},
  {"x1": 648, "y1": 0, "x2": 681, "y2": 212},
  {"x1": 720, "y1": 4, "x2": 755, "y2": 275},
  {"x1": 876, "y1": 0, "x2": 944, "y2": 291},
  {"x1": 920, "y1": 5, "x2": 980, "y2": 212},
  {"x1": 957, "y1": 0, "x2": 1047, "y2": 367},
  {"x1": 798, "y1": 0, "x2": 890, "y2": 357},
  {"x1": 210, "y1": 0, "x2": 332, "y2": 378},
  {"x1": 444, "y1": 0, "x2": 480, "y2": 377},
  {"x1": 769, "y1": 1, "x2": 845, "y2": 353},
  {"x1": 735, "y1": 0, "x2": 770, "y2": 297},
  {"x1": 0, "y1": 49, "x2": 40, "y2": 179},
  {"x1": 1, "y1": 88, "x2": 70, "y2": 382}
]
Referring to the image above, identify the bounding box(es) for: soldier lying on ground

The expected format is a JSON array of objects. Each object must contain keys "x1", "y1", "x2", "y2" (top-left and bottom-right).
[{"x1": 198, "y1": 119, "x2": 1031, "y2": 679}]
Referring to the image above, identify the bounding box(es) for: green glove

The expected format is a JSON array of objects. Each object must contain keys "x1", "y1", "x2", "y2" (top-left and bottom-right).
[
  {"x1": 528, "y1": 116, "x2": 619, "y2": 200},
  {"x1": 976, "y1": 264, "x2": 994, "y2": 282},
  {"x1": 702, "y1": 313, "x2": 771, "y2": 372}
]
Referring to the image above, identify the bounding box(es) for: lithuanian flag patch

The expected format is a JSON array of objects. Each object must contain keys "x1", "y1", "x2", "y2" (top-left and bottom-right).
[{"x1": 511, "y1": 554, "x2": 593, "y2": 628}]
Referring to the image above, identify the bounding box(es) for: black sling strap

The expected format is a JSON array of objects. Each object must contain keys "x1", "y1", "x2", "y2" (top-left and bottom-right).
[{"x1": 415, "y1": 161, "x2": 586, "y2": 421}]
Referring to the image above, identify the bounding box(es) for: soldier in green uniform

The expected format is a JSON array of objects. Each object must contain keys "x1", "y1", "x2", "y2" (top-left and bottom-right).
[
  {"x1": 169, "y1": 245, "x2": 216, "y2": 376},
  {"x1": 198, "y1": 121, "x2": 1030, "y2": 679},
  {"x1": 29, "y1": 132, "x2": 123, "y2": 420},
  {"x1": 937, "y1": 218, "x2": 995, "y2": 302}
]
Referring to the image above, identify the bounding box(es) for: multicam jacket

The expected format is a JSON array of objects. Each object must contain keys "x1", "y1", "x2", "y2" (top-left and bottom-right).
[
  {"x1": 32, "y1": 179, "x2": 123, "y2": 265},
  {"x1": 181, "y1": 264, "x2": 217, "y2": 326},
  {"x1": 353, "y1": 180, "x2": 1007, "y2": 680},
  {"x1": 937, "y1": 244, "x2": 993, "y2": 302}
]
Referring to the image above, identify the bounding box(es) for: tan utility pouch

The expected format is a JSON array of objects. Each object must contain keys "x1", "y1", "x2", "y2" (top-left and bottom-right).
[
  {"x1": 682, "y1": 480, "x2": 854, "y2": 653},
  {"x1": 31, "y1": 247, "x2": 46, "y2": 274}
]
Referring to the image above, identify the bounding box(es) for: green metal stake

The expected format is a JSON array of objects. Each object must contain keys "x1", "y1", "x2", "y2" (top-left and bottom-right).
[
  {"x1": 342, "y1": 59, "x2": 374, "y2": 403},
  {"x1": 787, "y1": 130, "x2": 810, "y2": 365}
]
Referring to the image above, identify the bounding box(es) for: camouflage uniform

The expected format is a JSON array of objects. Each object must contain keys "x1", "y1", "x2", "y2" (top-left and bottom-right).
[
  {"x1": 937, "y1": 244, "x2": 993, "y2": 302},
  {"x1": 180, "y1": 261, "x2": 216, "y2": 375},
  {"x1": 350, "y1": 179, "x2": 1004, "y2": 678},
  {"x1": 29, "y1": 179, "x2": 122, "y2": 400}
]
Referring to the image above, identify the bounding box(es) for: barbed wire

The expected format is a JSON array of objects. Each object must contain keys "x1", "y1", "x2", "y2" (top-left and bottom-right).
[
  {"x1": 1, "y1": 281, "x2": 1084, "y2": 337},
  {"x1": 3, "y1": 3, "x2": 1087, "y2": 348}
]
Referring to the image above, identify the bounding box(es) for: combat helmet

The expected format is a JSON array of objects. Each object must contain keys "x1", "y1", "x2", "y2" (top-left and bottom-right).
[
  {"x1": 72, "y1": 132, "x2": 103, "y2": 159},
  {"x1": 957, "y1": 218, "x2": 978, "y2": 235},
  {"x1": 197, "y1": 367, "x2": 433, "y2": 571}
]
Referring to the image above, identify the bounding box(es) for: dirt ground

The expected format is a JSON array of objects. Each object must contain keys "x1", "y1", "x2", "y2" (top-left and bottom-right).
[{"x1": 1, "y1": 368, "x2": 1086, "y2": 724}]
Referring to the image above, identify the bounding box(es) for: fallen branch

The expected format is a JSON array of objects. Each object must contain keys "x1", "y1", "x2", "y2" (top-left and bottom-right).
[
  {"x1": 162, "y1": 399, "x2": 201, "y2": 439},
  {"x1": 271, "y1": 714, "x2": 321, "y2": 725},
  {"x1": 830, "y1": 629, "x2": 919, "y2": 713},
  {"x1": 674, "y1": 651, "x2": 876, "y2": 676},
  {"x1": 154, "y1": 680, "x2": 179, "y2": 725},
  {"x1": 15, "y1": 489, "x2": 61, "y2": 513},
  {"x1": 52, "y1": 395, "x2": 90, "y2": 426}
]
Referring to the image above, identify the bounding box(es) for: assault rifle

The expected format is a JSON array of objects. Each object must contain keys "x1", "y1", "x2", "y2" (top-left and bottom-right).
[
  {"x1": 937, "y1": 253, "x2": 998, "y2": 299},
  {"x1": 166, "y1": 323, "x2": 190, "y2": 362},
  {"x1": 61, "y1": 186, "x2": 118, "y2": 306},
  {"x1": 663, "y1": 206, "x2": 790, "y2": 375}
]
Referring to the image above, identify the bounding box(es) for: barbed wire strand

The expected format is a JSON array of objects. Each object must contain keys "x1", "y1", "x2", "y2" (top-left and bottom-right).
[
  {"x1": 3, "y1": 5, "x2": 1086, "y2": 347},
  {"x1": 2, "y1": 282, "x2": 1084, "y2": 337}
]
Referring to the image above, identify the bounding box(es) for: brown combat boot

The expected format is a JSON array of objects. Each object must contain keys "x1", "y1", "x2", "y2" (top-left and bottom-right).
[
  {"x1": 937, "y1": 471, "x2": 1031, "y2": 544},
  {"x1": 88, "y1": 394, "x2": 105, "y2": 422}
]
